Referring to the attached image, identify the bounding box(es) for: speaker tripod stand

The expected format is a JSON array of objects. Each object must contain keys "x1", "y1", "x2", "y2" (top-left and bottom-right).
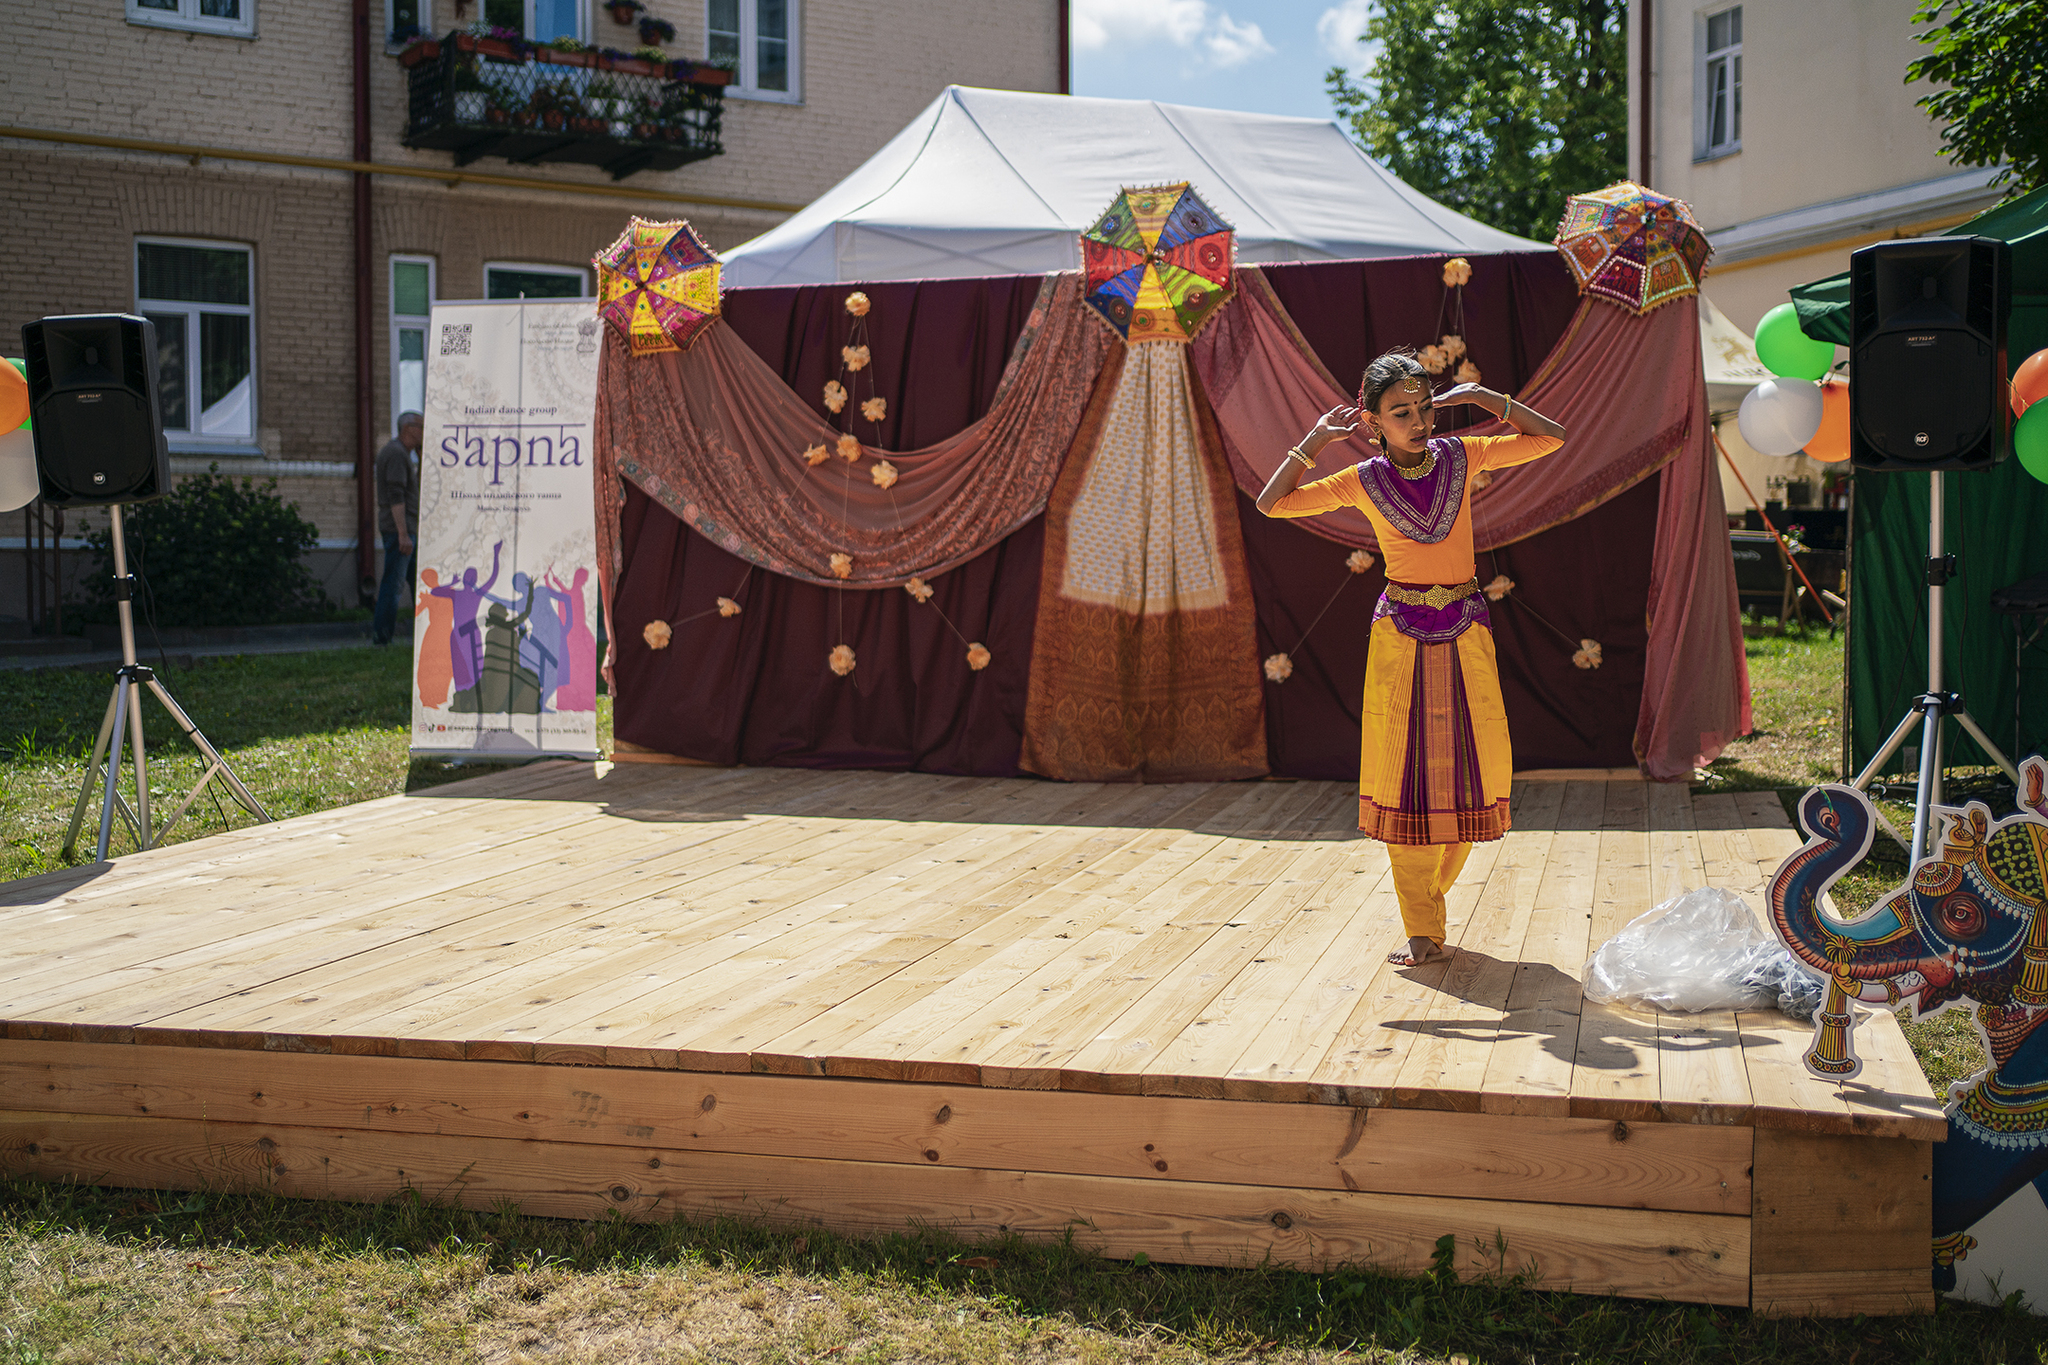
[
  {"x1": 61, "y1": 504, "x2": 270, "y2": 862},
  {"x1": 1847, "y1": 470, "x2": 2021, "y2": 864}
]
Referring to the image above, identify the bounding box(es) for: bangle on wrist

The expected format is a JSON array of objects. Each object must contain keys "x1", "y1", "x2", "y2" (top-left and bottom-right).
[
  {"x1": 1501, "y1": 394, "x2": 1514, "y2": 423},
  {"x1": 1287, "y1": 447, "x2": 1316, "y2": 471}
]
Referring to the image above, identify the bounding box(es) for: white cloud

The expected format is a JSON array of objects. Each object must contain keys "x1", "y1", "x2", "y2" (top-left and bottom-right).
[
  {"x1": 1204, "y1": 13, "x2": 1275, "y2": 69},
  {"x1": 1073, "y1": 0, "x2": 1273, "y2": 70},
  {"x1": 1316, "y1": 0, "x2": 1378, "y2": 72},
  {"x1": 1072, "y1": 0, "x2": 1208, "y2": 51}
]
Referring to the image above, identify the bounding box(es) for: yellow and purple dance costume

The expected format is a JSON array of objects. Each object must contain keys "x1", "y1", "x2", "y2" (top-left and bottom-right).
[{"x1": 1270, "y1": 431, "x2": 1561, "y2": 946}]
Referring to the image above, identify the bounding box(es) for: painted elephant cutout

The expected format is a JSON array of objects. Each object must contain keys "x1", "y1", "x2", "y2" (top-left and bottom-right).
[{"x1": 1767, "y1": 759, "x2": 2048, "y2": 1307}]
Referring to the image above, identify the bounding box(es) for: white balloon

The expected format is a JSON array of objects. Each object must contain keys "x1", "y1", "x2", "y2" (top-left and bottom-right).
[
  {"x1": 1737, "y1": 377, "x2": 1824, "y2": 457},
  {"x1": 0, "y1": 426, "x2": 35, "y2": 513}
]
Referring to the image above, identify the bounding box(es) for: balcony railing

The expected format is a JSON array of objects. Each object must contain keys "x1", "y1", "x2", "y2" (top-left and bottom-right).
[{"x1": 401, "y1": 31, "x2": 726, "y2": 181}]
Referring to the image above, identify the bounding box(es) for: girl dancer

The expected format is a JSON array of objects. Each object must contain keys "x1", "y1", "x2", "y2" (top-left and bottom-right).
[{"x1": 1257, "y1": 350, "x2": 1565, "y2": 966}]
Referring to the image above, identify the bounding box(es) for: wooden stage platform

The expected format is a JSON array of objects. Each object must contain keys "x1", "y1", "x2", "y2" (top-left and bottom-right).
[{"x1": 0, "y1": 763, "x2": 1945, "y2": 1315}]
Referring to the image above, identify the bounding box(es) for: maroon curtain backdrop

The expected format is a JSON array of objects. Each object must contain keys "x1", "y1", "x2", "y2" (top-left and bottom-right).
[{"x1": 613, "y1": 253, "x2": 1651, "y2": 776}]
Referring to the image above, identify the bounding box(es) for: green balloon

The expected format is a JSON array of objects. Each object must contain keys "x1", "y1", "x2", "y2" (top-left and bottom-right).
[
  {"x1": 2017, "y1": 400, "x2": 2048, "y2": 484},
  {"x1": 1754, "y1": 302, "x2": 1835, "y2": 381},
  {"x1": 6, "y1": 358, "x2": 23, "y2": 431}
]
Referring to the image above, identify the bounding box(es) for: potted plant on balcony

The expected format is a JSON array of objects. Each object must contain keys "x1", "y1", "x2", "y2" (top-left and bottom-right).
[
  {"x1": 458, "y1": 22, "x2": 524, "y2": 60},
  {"x1": 397, "y1": 33, "x2": 439, "y2": 67},
  {"x1": 541, "y1": 35, "x2": 596, "y2": 68},
  {"x1": 453, "y1": 61, "x2": 489, "y2": 122},
  {"x1": 605, "y1": 0, "x2": 644, "y2": 23},
  {"x1": 638, "y1": 15, "x2": 676, "y2": 45}
]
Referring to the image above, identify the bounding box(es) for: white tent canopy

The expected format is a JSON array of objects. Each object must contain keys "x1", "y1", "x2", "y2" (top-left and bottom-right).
[{"x1": 720, "y1": 86, "x2": 1549, "y2": 287}]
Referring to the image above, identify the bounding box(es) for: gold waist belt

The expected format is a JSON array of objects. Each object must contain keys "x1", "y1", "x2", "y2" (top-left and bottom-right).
[{"x1": 1382, "y1": 577, "x2": 1480, "y2": 610}]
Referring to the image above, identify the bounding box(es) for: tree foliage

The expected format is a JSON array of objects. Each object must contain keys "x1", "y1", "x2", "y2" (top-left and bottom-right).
[
  {"x1": 1326, "y1": 0, "x2": 1627, "y2": 244},
  {"x1": 1908, "y1": 0, "x2": 2048, "y2": 198},
  {"x1": 82, "y1": 467, "x2": 329, "y2": 628}
]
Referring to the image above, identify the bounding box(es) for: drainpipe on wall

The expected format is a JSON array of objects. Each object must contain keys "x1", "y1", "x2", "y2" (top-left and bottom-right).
[
  {"x1": 352, "y1": 0, "x2": 376, "y2": 599},
  {"x1": 1637, "y1": 0, "x2": 1652, "y2": 186},
  {"x1": 1058, "y1": 0, "x2": 1069, "y2": 95}
]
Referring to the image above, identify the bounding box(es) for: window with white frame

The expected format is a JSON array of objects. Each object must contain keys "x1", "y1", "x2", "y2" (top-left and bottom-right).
[
  {"x1": 127, "y1": 0, "x2": 256, "y2": 38},
  {"x1": 391, "y1": 256, "x2": 435, "y2": 434},
  {"x1": 481, "y1": 0, "x2": 582, "y2": 42},
  {"x1": 388, "y1": 0, "x2": 431, "y2": 45},
  {"x1": 708, "y1": 0, "x2": 799, "y2": 102},
  {"x1": 484, "y1": 263, "x2": 589, "y2": 299},
  {"x1": 1699, "y1": 5, "x2": 1742, "y2": 159},
  {"x1": 136, "y1": 239, "x2": 256, "y2": 442}
]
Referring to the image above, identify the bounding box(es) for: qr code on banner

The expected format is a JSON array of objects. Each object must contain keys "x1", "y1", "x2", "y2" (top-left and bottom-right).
[{"x1": 439, "y1": 324, "x2": 472, "y2": 356}]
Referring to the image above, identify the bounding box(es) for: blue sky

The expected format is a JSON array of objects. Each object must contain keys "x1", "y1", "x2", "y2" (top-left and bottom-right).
[{"x1": 1069, "y1": 0, "x2": 1379, "y2": 122}]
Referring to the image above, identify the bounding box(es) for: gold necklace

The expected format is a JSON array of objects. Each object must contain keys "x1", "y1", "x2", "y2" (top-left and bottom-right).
[{"x1": 1390, "y1": 447, "x2": 1437, "y2": 480}]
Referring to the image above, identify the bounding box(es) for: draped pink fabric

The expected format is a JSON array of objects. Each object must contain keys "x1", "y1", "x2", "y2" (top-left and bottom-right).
[
  {"x1": 1190, "y1": 268, "x2": 1750, "y2": 780},
  {"x1": 592, "y1": 271, "x2": 1113, "y2": 594}
]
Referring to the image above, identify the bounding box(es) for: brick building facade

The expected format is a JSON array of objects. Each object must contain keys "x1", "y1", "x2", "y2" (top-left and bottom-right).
[{"x1": 1, "y1": 0, "x2": 1064, "y2": 617}]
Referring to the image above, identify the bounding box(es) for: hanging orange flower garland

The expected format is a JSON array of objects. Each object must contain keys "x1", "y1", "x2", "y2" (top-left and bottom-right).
[
  {"x1": 1416, "y1": 257, "x2": 1483, "y2": 386},
  {"x1": 767, "y1": 290, "x2": 994, "y2": 679},
  {"x1": 1262, "y1": 546, "x2": 1376, "y2": 684}
]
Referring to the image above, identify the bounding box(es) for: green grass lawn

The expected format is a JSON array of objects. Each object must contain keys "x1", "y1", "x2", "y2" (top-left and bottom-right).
[
  {"x1": 0, "y1": 648, "x2": 612, "y2": 885},
  {"x1": 1, "y1": 641, "x2": 2042, "y2": 1362}
]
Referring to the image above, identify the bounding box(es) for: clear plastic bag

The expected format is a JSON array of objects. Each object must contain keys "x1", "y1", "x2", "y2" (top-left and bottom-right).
[{"x1": 1582, "y1": 887, "x2": 1822, "y2": 1017}]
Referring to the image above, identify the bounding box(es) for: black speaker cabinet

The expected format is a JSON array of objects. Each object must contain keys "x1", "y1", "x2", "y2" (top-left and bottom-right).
[
  {"x1": 21, "y1": 313, "x2": 171, "y2": 507},
  {"x1": 1848, "y1": 236, "x2": 2011, "y2": 472}
]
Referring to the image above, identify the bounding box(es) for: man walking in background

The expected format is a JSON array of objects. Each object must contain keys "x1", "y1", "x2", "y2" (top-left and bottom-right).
[{"x1": 371, "y1": 411, "x2": 423, "y2": 647}]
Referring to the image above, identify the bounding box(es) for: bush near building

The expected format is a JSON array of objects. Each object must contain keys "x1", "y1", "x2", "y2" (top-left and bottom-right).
[{"x1": 78, "y1": 466, "x2": 331, "y2": 627}]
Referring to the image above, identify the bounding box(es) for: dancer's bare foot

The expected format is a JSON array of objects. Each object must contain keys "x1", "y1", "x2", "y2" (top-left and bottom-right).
[{"x1": 1387, "y1": 936, "x2": 1453, "y2": 966}]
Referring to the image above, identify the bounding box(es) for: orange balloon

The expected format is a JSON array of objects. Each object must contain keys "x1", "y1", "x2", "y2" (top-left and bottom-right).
[
  {"x1": 0, "y1": 359, "x2": 26, "y2": 432},
  {"x1": 2014, "y1": 348, "x2": 2048, "y2": 417},
  {"x1": 1807, "y1": 376, "x2": 1852, "y2": 463}
]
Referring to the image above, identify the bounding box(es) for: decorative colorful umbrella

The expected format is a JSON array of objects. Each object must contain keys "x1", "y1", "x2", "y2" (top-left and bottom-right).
[
  {"x1": 1081, "y1": 183, "x2": 1234, "y2": 343},
  {"x1": 1553, "y1": 182, "x2": 1712, "y2": 315},
  {"x1": 594, "y1": 217, "x2": 722, "y2": 356}
]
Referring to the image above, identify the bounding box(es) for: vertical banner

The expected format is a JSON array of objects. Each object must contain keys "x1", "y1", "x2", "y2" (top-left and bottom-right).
[{"x1": 412, "y1": 299, "x2": 601, "y2": 758}]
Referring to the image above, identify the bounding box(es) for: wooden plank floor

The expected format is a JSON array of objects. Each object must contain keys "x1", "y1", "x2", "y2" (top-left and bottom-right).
[
  {"x1": 0, "y1": 763, "x2": 1945, "y2": 1311},
  {"x1": 0, "y1": 762, "x2": 1942, "y2": 1134}
]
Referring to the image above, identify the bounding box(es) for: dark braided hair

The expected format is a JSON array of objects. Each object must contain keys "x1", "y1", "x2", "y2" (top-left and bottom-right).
[{"x1": 1357, "y1": 347, "x2": 1430, "y2": 415}]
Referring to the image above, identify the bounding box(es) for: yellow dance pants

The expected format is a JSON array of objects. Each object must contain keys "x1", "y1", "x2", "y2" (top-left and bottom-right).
[{"x1": 1387, "y1": 840, "x2": 1473, "y2": 945}]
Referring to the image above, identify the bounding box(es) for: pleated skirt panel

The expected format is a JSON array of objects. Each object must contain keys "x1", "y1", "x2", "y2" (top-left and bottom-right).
[{"x1": 1357, "y1": 616, "x2": 1513, "y2": 844}]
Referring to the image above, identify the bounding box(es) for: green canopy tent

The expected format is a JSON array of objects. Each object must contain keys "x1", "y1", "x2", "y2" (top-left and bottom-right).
[{"x1": 1789, "y1": 186, "x2": 2048, "y2": 776}]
